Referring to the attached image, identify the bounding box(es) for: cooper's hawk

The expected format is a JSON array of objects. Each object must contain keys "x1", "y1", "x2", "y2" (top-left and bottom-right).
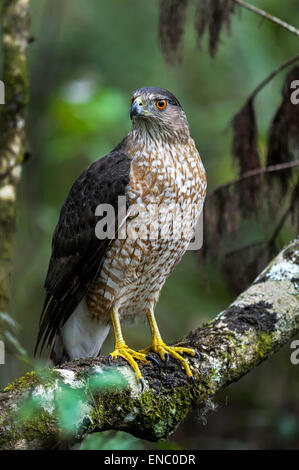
[{"x1": 35, "y1": 87, "x2": 207, "y2": 387}]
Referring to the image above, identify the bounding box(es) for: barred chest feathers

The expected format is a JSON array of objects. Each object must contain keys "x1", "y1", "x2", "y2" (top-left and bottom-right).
[
  {"x1": 127, "y1": 136, "x2": 206, "y2": 209},
  {"x1": 86, "y1": 135, "x2": 206, "y2": 321}
]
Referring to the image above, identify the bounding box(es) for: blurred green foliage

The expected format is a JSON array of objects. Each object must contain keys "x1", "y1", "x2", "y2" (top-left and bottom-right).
[
  {"x1": 0, "y1": 0, "x2": 298, "y2": 450},
  {"x1": 15, "y1": 367, "x2": 126, "y2": 438},
  {"x1": 0, "y1": 311, "x2": 31, "y2": 365},
  {"x1": 81, "y1": 431, "x2": 143, "y2": 450}
]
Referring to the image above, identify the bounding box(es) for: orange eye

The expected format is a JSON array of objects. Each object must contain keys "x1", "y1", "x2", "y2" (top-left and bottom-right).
[{"x1": 156, "y1": 99, "x2": 167, "y2": 110}]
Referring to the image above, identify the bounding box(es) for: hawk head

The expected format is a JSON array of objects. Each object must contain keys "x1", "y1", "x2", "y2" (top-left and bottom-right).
[{"x1": 130, "y1": 87, "x2": 190, "y2": 141}]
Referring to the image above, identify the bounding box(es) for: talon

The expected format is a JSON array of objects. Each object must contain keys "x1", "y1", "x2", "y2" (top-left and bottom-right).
[
  {"x1": 163, "y1": 352, "x2": 170, "y2": 369},
  {"x1": 189, "y1": 375, "x2": 196, "y2": 387},
  {"x1": 108, "y1": 345, "x2": 148, "y2": 384},
  {"x1": 139, "y1": 310, "x2": 198, "y2": 382},
  {"x1": 139, "y1": 377, "x2": 145, "y2": 392},
  {"x1": 146, "y1": 355, "x2": 161, "y2": 368},
  {"x1": 194, "y1": 350, "x2": 201, "y2": 361}
]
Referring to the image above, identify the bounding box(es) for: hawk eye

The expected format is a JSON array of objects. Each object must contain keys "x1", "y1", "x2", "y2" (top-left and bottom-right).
[{"x1": 156, "y1": 99, "x2": 167, "y2": 110}]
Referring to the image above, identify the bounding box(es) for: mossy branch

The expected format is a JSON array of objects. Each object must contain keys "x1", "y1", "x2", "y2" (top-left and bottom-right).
[
  {"x1": 0, "y1": 0, "x2": 31, "y2": 313},
  {"x1": 0, "y1": 238, "x2": 298, "y2": 450}
]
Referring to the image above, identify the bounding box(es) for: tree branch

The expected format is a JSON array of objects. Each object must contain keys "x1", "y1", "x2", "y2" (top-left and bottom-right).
[
  {"x1": 207, "y1": 161, "x2": 299, "y2": 199},
  {"x1": 233, "y1": 0, "x2": 299, "y2": 37},
  {"x1": 0, "y1": 238, "x2": 298, "y2": 450}
]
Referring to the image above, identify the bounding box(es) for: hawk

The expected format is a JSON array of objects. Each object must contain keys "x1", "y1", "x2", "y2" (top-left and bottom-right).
[{"x1": 35, "y1": 87, "x2": 207, "y2": 387}]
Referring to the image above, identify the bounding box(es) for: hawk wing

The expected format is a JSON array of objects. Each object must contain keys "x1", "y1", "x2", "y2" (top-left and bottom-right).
[{"x1": 35, "y1": 149, "x2": 131, "y2": 355}]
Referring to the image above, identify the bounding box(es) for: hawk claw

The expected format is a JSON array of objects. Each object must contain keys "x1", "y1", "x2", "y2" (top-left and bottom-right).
[
  {"x1": 141, "y1": 341, "x2": 196, "y2": 380},
  {"x1": 194, "y1": 350, "x2": 201, "y2": 361},
  {"x1": 107, "y1": 344, "x2": 149, "y2": 388},
  {"x1": 163, "y1": 352, "x2": 170, "y2": 369},
  {"x1": 145, "y1": 354, "x2": 161, "y2": 368},
  {"x1": 189, "y1": 375, "x2": 196, "y2": 387},
  {"x1": 139, "y1": 377, "x2": 145, "y2": 392}
]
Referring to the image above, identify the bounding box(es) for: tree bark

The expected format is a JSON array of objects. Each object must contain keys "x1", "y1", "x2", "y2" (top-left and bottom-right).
[
  {"x1": 0, "y1": 237, "x2": 298, "y2": 450},
  {"x1": 0, "y1": 0, "x2": 31, "y2": 313}
]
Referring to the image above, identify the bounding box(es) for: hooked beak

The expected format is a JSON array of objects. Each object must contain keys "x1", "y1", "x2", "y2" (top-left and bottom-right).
[{"x1": 130, "y1": 97, "x2": 143, "y2": 120}]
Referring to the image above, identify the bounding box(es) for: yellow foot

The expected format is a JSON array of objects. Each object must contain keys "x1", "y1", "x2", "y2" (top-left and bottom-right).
[
  {"x1": 139, "y1": 342, "x2": 198, "y2": 384},
  {"x1": 108, "y1": 344, "x2": 149, "y2": 389}
]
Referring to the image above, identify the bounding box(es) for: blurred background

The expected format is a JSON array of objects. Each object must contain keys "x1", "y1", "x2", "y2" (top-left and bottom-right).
[{"x1": 1, "y1": 0, "x2": 298, "y2": 450}]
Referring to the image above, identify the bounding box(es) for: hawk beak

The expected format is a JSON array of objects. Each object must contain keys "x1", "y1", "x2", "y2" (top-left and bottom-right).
[{"x1": 130, "y1": 98, "x2": 143, "y2": 120}]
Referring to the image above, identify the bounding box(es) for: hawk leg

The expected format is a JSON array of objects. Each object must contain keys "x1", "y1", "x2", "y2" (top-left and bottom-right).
[
  {"x1": 108, "y1": 308, "x2": 149, "y2": 388},
  {"x1": 139, "y1": 309, "x2": 197, "y2": 382}
]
